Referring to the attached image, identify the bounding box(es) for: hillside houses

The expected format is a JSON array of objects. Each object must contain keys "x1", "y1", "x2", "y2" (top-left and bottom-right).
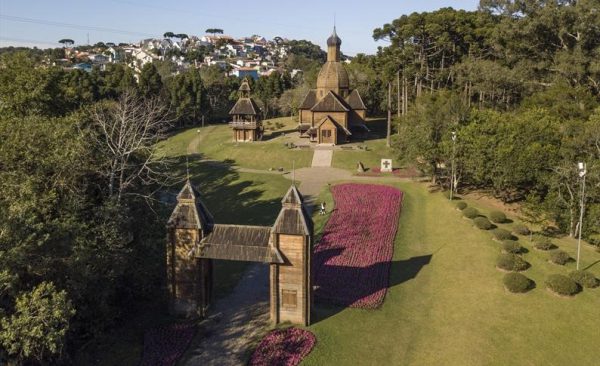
[{"x1": 54, "y1": 33, "x2": 296, "y2": 78}]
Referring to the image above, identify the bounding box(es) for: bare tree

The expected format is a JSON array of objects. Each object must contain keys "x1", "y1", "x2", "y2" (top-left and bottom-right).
[{"x1": 88, "y1": 91, "x2": 174, "y2": 203}]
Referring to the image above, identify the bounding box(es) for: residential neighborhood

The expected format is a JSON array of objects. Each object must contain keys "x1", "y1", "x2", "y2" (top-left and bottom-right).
[{"x1": 51, "y1": 33, "x2": 310, "y2": 79}]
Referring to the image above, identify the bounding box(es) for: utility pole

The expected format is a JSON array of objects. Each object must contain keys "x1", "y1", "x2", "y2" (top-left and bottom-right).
[
  {"x1": 387, "y1": 82, "x2": 392, "y2": 147},
  {"x1": 450, "y1": 131, "x2": 457, "y2": 200},
  {"x1": 576, "y1": 162, "x2": 587, "y2": 270}
]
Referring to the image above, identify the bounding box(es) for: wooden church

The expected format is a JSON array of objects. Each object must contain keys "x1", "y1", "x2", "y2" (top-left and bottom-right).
[
  {"x1": 228, "y1": 78, "x2": 263, "y2": 142},
  {"x1": 166, "y1": 180, "x2": 313, "y2": 325},
  {"x1": 298, "y1": 27, "x2": 369, "y2": 145}
]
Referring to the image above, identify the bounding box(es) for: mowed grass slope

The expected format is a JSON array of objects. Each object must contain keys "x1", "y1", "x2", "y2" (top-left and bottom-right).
[
  {"x1": 304, "y1": 182, "x2": 600, "y2": 366},
  {"x1": 157, "y1": 117, "x2": 313, "y2": 170}
]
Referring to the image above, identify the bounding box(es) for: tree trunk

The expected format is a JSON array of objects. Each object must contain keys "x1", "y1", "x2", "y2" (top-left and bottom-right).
[{"x1": 387, "y1": 82, "x2": 392, "y2": 147}]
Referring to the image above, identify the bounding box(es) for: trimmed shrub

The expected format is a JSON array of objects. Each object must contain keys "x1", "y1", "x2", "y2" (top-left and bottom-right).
[
  {"x1": 549, "y1": 250, "x2": 570, "y2": 265},
  {"x1": 513, "y1": 224, "x2": 530, "y2": 236},
  {"x1": 462, "y1": 207, "x2": 479, "y2": 219},
  {"x1": 474, "y1": 217, "x2": 493, "y2": 230},
  {"x1": 545, "y1": 274, "x2": 579, "y2": 296},
  {"x1": 456, "y1": 201, "x2": 467, "y2": 210},
  {"x1": 496, "y1": 253, "x2": 529, "y2": 272},
  {"x1": 532, "y1": 234, "x2": 550, "y2": 243},
  {"x1": 533, "y1": 240, "x2": 555, "y2": 251},
  {"x1": 490, "y1": 211, "x2": 507, "y2": 223},
  {"x1": 502, "y1": 240, "x2": 522, "y2": 254},
  {"x1": 503, "y1": 272, "x2": 533, "y2": 293},
  {"x1": 493, "y1": 228, "x2": 514, "y2": 241},
  {"x1": 569, "y1": 270, "x2": 599, "y2": 289}
]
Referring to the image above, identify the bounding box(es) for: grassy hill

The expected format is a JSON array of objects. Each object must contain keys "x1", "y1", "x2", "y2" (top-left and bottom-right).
[{"x1": 304, "y1": 182, "x2": 600, "y2": 365}]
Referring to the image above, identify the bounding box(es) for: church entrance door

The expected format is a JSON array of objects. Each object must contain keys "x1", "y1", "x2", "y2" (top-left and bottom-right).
[{"x1": 321, "y1": 129, "x2": 333, "y2": 144}]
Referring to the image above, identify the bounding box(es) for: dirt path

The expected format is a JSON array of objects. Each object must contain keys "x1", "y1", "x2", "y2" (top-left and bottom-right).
[
  {"x1": 186, "y1": 126, "x2": 217, "y2": 156},
  {"x1": 180, "y1": 263, "x2": 270, "y2": 366}
]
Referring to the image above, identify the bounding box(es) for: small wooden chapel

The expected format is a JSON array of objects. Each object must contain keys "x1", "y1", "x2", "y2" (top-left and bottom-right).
[
  {"x1": 228, "y1": 78, "x2": 263, "y2": 142},
  {"x1": 166, "y1": 180, "x2": 313, "y2": 326},
  {"x1": 298, "y1": 27, "x2": 369, "y2": 145}
]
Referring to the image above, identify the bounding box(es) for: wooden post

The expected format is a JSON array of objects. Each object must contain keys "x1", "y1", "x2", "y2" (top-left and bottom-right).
[{"x1": 387, "y1": 82, "x2": 391, "y2": 148}]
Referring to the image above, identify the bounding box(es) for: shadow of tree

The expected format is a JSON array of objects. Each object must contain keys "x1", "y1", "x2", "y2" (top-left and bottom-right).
[
  {"x1": 311, "y1": 251, "x2": 432, "y2": 324},
  {"x1": 166, "y1": 155, "x2": 282, "y2": 226}
]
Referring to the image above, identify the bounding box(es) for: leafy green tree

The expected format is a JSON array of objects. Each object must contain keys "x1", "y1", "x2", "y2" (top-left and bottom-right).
[
  {"x1": 96, "y1": 63, "x2": 137, "y2": 99},
  {"x1": 138, "y1": 63, "x2": 163, "y2": 98},
  {"x1": 0, "y1": 52, "x2": 67, "y2": 117},
  {"x1": 58, "y1": 39, "x2": 74, "y2": 47},
  {"x1": 393, "y1": 91, "x2": 469, "y2": 184},
  {"x1": 0, "y1": 282, "x2": 75, "y2": 364},
  {"x1": 168, "y1": 68, "x2": 206, "y2": 125},
  {"x1": 205, "y1": 28, "x2": 224, "y2": 35}
]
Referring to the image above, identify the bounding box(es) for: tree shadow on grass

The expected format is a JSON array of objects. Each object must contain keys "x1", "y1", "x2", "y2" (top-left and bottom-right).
[
  {"x1": 261, "y1": 128, "x2": 298, "y2": 141},
  {"x1": 166, "y1": 155, "x2": 282, "y2": 226},
  {"x1": 311, "y1": 250, "x2": 433, "y2": 324}
]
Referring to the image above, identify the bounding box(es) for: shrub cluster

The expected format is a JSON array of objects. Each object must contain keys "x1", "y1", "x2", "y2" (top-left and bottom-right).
[
  {"x1": 490, "y1": 211, "x2": 507, "y2": 223},
  {"x1": 549, "y1": 250, "x2": 570, "y2": 265},
  {"x1": 496, "y1": 253, "x2": 529, "y2": 272},
  {"x1": 462, "y1": 207, "x2": 479, "y2": 219},
  {"x1": 545, "y1": 274, "x2": 579, "y2": 296},
  {"x1": 503, "y1": 272, "x2": 533, "y2": 293},
  {"x1": 502, "y1": 240, "x2": 522, "y2": 254},
  {"x1": 512, "y1": 224, "x2": 530, "y2": 236},
  {"x1": 533, "y1": 239, "x2": 555, "y2": 251},
  {"x1": 474, "y1": 217, "x2": 493, "y2": 230},
  {"x1": 569, "y1": 270, "x2": 599, "y2": 289},
  {"x1": 456, "y1": 201, "x2": 467, "y2": 210},
  {"x1": 493, "y1": 228, "x2": 514, "y2": 241}
]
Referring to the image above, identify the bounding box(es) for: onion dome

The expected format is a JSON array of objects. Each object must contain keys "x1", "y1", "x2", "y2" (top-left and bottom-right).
[{"x1": 327, "y1": 26, "x2": 342, "y2": 47}]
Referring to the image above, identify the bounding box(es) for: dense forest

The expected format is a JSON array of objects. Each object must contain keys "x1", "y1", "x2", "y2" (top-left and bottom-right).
[{"x1": 0, "y1": 0, "x2": 599, "y2": 364}]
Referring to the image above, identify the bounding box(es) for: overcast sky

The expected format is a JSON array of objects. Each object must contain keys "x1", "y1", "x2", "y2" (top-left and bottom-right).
[{"x1": 0, "y1": 0, "x2": 480, "y2": 55}]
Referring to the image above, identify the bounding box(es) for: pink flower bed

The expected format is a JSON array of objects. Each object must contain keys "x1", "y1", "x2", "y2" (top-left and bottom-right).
[
  {"x1": 313, "y1": 183, "x2": 403, "y2": 308},
  {"x1": 140, "y1": 323, "x2": 196, "y2": 366},
  {"x1": 249, "y1": 328, "x2": 316, "y2": 366}
]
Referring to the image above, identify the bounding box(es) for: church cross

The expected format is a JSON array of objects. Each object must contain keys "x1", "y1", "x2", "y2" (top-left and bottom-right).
[{"x1": 383, "y1": 161, "x2": 391, "y2": 169}]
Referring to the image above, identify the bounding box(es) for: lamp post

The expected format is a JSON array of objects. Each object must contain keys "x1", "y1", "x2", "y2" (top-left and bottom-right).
[
  {"x1": 576, "y1": 162, "x2": 587, "y2": 270},
  {"x1": 449, "y1": 131, "x2": 457, "y2": 201}
]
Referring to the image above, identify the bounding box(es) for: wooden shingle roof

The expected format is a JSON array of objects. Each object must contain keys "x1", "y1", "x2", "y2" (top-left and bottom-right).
[
  {"x1": 229, "y1": 98, "x2": 260, "y2": 115},
  {"x1": 167, "y1": 180, "x2": 214, "y2": 231},
  {"x1": 345, "y1": 89, "x2": 366, "y2": 110},
  {"x1": 316, "y1": 116, "x2": 351, "y2": 136},
  {"x1": 273, "y1": 185, "x2": 313, "y2": 236},
  {"x1": 299, "y1": 90, "x2": 317, "y2": 110},
  {"x1": 198, "y1": 224, "x2": 284, "y2": 263},
  {"x1": 311, "y1": 91, "x2": 350, "y2": 112}
]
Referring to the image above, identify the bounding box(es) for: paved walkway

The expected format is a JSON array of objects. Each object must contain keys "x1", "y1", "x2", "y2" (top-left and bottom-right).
[
  {"x1": 181, "y1": 264, "x2": 270, "y2": 366},
  {"x1": 180, "y1": 133, "x2": 414, "y2": 365},
  {"x1": 311, "y1": 149, "x2": 333, "y2": 167}
]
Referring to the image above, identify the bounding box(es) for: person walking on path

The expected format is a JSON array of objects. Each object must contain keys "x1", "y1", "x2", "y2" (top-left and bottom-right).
[{"x1": 320, "y1": 202, "x2": 327, "y2": 215}]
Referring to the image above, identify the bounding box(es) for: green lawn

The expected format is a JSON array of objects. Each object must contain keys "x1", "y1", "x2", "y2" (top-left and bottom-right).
[
  {"x1": 331, "y1": 117, "x2": 397, "y2": 171},
  {"x1": 303, "y1": 181, "x2": 600, "y2": 366},
  {"x1": 158, "y1": 116, "x2": 313, "y2": 171},
  {"x1": 158, "y1": 116, "x2": 400, "y2": 173}
]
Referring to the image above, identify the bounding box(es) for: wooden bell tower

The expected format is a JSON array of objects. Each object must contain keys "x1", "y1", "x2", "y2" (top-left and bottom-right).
[
  {"x1": 270, "y1": 185, "x2": 313, "y2": 326},
  {"x1": 166, "y1": 179, "x2": 214, "y2": 317}
]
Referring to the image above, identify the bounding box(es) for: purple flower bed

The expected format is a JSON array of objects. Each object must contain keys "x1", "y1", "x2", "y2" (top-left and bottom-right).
[
  {"x1": 140, "y1": 322, "x2": 196, "y2": 366},
  {"x1": 249, "y1": 328, "x2": 316, "y2": 366},
  {"x1": 313, "y1": 183, "x2": 403, "y2": 308}
]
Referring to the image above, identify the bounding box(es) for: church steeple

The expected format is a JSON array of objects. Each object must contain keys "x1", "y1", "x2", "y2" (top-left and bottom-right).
[{"x1": 327, "y1": 26, "x2": 342, "y2": 62}]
